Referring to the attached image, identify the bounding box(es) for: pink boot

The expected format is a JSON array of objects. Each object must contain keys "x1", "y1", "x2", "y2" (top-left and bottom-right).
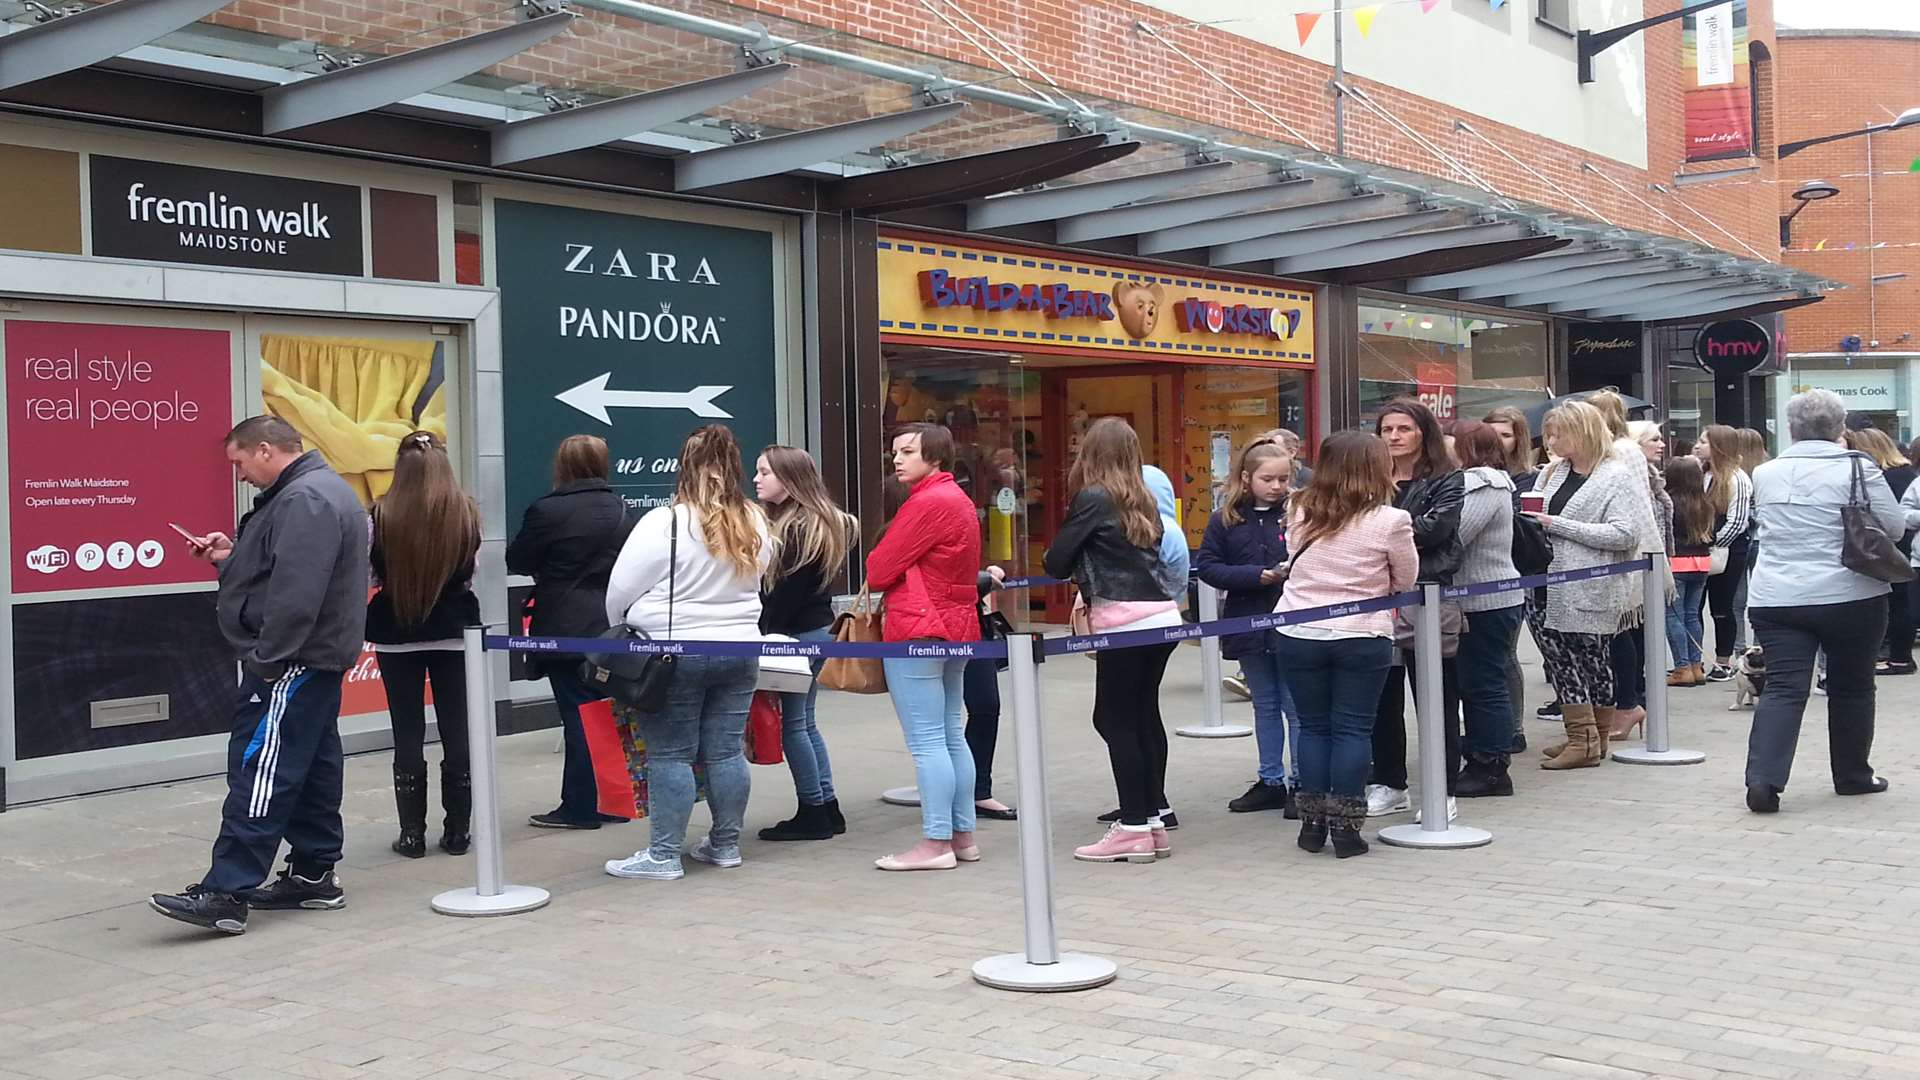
[
  {"x1": 1150, "y1": 823, "x2": 1171, "y2": 859},
  {"x1": 1073, "y1": 825, "x2": 1157, "y2": 864}
]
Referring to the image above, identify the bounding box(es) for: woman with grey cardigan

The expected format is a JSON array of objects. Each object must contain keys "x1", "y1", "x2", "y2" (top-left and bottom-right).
[
  {"x1": 1448, "y1": 422, "x2": 1526, "y2": 798},
  {"x1": 1527, "y1": 401, "x2": 1661, "y2": 770}
]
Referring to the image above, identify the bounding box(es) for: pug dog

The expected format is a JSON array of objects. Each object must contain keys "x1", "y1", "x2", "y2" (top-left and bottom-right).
[{"x1": 1729, "y1": 645, "x2": 1768, "y2": 710}]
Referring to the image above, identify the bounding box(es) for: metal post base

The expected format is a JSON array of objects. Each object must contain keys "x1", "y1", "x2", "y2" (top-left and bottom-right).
[
  {"x1": 1174, "y1": 723, "x2": 1253, "y2": 739},
  {"x1": 972, "y1": 952, "x2": 1118, "y2": 992},
  {"x1": 881, "y1": 786, "x2": 922, "y2": 806},
  {"x1": 1376, "y1": 824, "x2": 1493, "y2": 849},
  {"x1": 1611, "y1": 746, "x2": 1707, "y2": 765},
  {"x1": 432, "y1": 884, "x2": 551, "y2": 917}
]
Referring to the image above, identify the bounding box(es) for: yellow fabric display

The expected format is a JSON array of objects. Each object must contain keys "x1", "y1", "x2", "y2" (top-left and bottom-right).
[{"x1": 258, "y1": 335, "x2": 446, "y2": 504}]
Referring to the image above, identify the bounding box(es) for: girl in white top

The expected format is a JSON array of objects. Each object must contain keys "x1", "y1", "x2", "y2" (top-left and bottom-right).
[{"x1": 602, "y1": 425, "x2": 773, "y2": 883}]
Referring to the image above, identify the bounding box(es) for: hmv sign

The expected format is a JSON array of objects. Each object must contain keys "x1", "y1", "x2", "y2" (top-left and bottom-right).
[
  {"x1": 1694, "y1": 319, "x2": 1772, "y2": 376},
  {"x1": 89, "y1": 157, "x2": 364, "y2": 276}
]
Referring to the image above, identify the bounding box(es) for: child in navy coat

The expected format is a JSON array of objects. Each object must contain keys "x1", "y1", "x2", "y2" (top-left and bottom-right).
[{"x1": 1195, "y1": 440, "x2": 1297, "y2": 816}]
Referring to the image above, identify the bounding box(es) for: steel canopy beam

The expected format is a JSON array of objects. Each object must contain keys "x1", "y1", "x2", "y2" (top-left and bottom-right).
[
  {"x1": 1331, "y1": 235, "x2": 1570, "y2": 284},
  {"x1": 1640, "y1": 294, "x2": 1823, "y2": 324},
  {"x1": 1453, "y1": 255, "x2": 1662, "y2": 301},
  {"x1": 1272, "y1": 222, "x2": 1535, "y2": 276},
  {"x1": 1211, "y1": 209, "x2": 1454, "y2": 266},
  {"x1": 828, "y1": 134, "x2": 1136, "y2": 213},
  {"x1": 1137, "y1": 193, "x2": 1394, "y2": 254},
  {"x1": 967, "y1": 158, "x2": 1234, "y2": 230},
  {"x1": 1611, "y1": 290, "x2": 1799, "y2": 322},
  {"x1": 1404, "y1": 246, "x2": 1630, "y2": 293},
  {"x1": 0, "y1": 0, "x2": 234, "y2": 90},
  {"x1": 1502, "y1": 266, "x2": 1702, "y2": 309},
  {"x1": 1540, "y1": 269, "x2": 1725, "y2": 313},
  {"x1": 1588, "y1": 281, "x2": 1770, "y2": 319},
  {"x1": 491, "y1": 63, "x2": 793, "y2": 165},
  {"x1": 674, "y1": 100, "x2": 964, "y2": 191},
  {"x1": 263, "y1": 12, "x2": 575, "y2": 133},
  {"x1": 1055, "y1": 177, "x2": 1316, "y2": 243}
]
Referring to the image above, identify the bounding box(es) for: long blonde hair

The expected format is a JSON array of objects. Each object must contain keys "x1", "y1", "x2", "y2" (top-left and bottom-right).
[
  {"x1": 376, "y1": 431, "x2": 480, "y2": 626},
  {"x1": 676, "y1": 425, "x2": 765, "y2": 579},
  {"x1": 1291, "y1": 431, "x2": 1396, "y2": 549},
  {"x1": 1221, "y1": 441, "x2": 1291, "y2": 527},
  {"x1": 1543, "y1": 401, "x2": 1612, "y2": 469},
  {"x1": 759, "y1": 445, "x2": 856, "y2": 586},
  {"x1": 1586, "y1": 389, "x2": 1631, "y2": 440},
  {"x1": 1068, "y1": 417, "x2": 1161, "y2": 549},
  {"x1": 1700, "y1": 424, "x2": 1743, "y2": 516},
  {"x1": 1847, "y1": 427, "x2": 1907, "y2": 471},
  {"x1": 1738, "y1": 428, "x2": 1772, "y2": 471}
]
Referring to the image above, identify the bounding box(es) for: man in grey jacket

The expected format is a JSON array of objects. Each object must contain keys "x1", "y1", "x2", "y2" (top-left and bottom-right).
[{"x1": 150, "y1": 416, "x2": 370, "y2": 935}]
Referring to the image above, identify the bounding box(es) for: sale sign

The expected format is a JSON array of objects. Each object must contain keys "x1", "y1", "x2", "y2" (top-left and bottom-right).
[
  {"x1": 6, "y1": 321, "x2": 232, "y2": 593},
  {"x1": 1415, "y1": 361, "x2": 1457, "y2": 421}
]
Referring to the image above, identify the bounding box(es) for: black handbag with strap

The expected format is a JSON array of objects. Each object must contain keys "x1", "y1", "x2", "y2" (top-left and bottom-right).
[
  {"x1": 1842, "y1": 454, "x2": 1917, "y2": 584},
  {"x1": 582, "y1": 511, "x2": 680, "y2": 710}
]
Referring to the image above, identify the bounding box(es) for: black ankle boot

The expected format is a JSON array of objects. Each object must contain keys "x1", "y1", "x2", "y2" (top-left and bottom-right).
[
  {"x1": 822, "y1": 799, "x2": 846, "y2": 835},
  {"x1": 1329, "y1": 795, "x2": 1369, "y2": 859},
  {"x1": 1294, "y1": 792, "x2": 1327, "y2": 853},
  {"x1": 391, "y1": 765, "x2": 428, "y2": 859},
  {"x1": 439, "y1": 765, "x2": 472, "y2": 856},
  {"x1": 758, "y1": 802, "x2": 834, "y2": 842},
  {"x1": 1454, "y1": 756, "x2": 1514, "y2": 798}
]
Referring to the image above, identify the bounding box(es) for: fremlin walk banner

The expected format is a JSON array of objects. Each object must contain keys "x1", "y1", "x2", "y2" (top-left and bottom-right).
[{"x1": 495, "y1": 200, "x2": 779, "y2": 526}]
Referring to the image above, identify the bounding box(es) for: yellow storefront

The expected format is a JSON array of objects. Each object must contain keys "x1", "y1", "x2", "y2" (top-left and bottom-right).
[{"x1": 875, "y1": 231, "x2": 1319, "y2": 620}]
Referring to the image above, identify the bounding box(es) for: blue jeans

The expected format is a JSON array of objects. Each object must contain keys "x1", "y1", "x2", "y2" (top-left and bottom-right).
[
  {"x1": 1237, "y1": 645, "x2": 1299, "y2": 787},
  {"x1": 1457, "y1": 605, "x2": 1525, "y2": 762},
  {"x1": 883, "y1": 656, "x2": 975, "y2": 840},
  {"x1": 1666, "y1": 572, "x2": 1708, "y2": 668},
  {"x1": 549, "y1": 668, "x2": 603, "y2": 824},
  {"x1": 778, "y1": 627, "x2": 836, "y2": 806},
  {"x1": 1277, "y1": 634, "x2": 1393, "y2": 801},
  {"x1": 637, "y1": 655, "x2": 757, "y2": 859}
]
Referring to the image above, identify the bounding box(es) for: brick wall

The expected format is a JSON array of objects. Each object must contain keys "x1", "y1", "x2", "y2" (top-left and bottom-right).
[
  {"x1": 204, "y1": 0, "x2": 1784, "y2": 260},
  {"x1": 1776, "y1": 31, "x2": 1920, "y2": 357}
]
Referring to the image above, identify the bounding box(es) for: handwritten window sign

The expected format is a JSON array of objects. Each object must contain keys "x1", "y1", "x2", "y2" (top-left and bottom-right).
[{"x1": 88, "y1": 157, "x2": 364, "y2": 276}]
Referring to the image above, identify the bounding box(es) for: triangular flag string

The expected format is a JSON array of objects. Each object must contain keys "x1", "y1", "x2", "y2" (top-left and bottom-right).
[
  {"x1": 1422, "y1": 0, "x2": 1442, "y2": 10},
  {"x1": 1354, "y1": 4, "x2": 1381, "y2": 37},
  {"x1": 1295, "y1": 10, "x2": 1323, "y2": 44}
]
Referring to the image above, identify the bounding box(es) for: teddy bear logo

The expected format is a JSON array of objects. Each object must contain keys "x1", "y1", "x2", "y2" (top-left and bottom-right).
[{"x1": 1112, "y1": 280, "x2": 1163, "y2": 340}]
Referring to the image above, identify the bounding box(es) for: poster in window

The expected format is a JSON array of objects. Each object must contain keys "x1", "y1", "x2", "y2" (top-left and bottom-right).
[{"x1": 1683, "y1": 1, "x2": 1753, "y2": 163}]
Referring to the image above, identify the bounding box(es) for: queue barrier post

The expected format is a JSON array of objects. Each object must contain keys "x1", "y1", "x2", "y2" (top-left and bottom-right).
[
  {"x1": 432, "y1": 626, "x2": 552, "y2": 917},
  {"x1": 1379, "y1": 583, "x2": 1492, "y2": 850},
  {"x1": 1177, "y1": 583, "x2": 1252, "y2": 739},
  {"x1": 973, "y1": 632, "x2": 1119, "y2": 993},
  {"x1": 1614, "y1": 552, "x2": 1707, "y2": 766}
]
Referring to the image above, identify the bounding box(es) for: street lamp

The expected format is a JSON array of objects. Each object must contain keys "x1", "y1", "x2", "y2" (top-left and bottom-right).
[
  {"x1": 1779, "y1": 107, "x2": 1920, "y2": 159},
  {"x1": 1779, "y1": 179, "x2": 1840, "y2": 247}
]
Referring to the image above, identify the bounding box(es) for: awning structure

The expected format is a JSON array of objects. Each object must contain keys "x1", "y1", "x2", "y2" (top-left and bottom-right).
[{"x1": 0, "y1": 0, "x2": 1841, "y2": 321}]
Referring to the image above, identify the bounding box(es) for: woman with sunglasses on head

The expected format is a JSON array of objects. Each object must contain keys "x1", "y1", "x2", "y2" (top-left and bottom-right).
[{"x1": 369, "y1": 431, "x2": 481, "y2": 859}]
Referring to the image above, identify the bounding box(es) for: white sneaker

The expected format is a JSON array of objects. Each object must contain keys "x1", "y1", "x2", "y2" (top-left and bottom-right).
[
  {"x1": 1365, "y1": 785, "x2": 1411, "y2": 817},
  {"x1": 605, "y1": 852, "x2": 683, "y2": 880},
  {"x1": 1412, "y1": 796, "x2": 1459, "y2": 824},
  {"x1": 1223, "y1": 674, "x2": 1251, "y2": 700},
  {"x1": 688, "y1": 838, "x2": 743, "y2": 868}
]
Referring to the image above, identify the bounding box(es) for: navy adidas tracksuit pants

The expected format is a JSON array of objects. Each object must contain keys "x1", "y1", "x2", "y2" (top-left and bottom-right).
[{"x1": 202, "y1": 665, "x2": 347, "y2": 894}]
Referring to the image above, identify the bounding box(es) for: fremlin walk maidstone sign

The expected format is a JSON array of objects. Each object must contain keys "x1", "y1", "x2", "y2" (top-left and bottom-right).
[{"x1": 496, "y1": 200, "x2": 779, "y2": 525}]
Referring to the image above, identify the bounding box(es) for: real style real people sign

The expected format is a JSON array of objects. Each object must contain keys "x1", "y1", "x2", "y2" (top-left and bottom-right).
[
  {"x1": 494, "y1": 200, "x2": 780, "y2": 526},
  {"x1": 88, "y1": 156, "x2": 365, "y2": 275}
]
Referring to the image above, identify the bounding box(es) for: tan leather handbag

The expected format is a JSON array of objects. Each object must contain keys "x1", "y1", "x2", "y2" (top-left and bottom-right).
[{"x1": 818, "y1": 587, "x2": 888, "y2": 693}]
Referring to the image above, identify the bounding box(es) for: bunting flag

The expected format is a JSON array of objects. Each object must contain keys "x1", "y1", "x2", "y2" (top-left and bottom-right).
[
  {"x1": 1422, "y1": 0, "x2": 1442, "y2": 10},
  {"x1": 1295, "y1": 11, "x2": 1322, "y2": 44},
  {"x1": 1490, "y1": 0, "x2": 1507, "y2": 9},
  {"x1": 1354, "y1": 5, "x2": 1381, "y2": 36},
  {"x1": 1910, "y1": 157, "x2": 1920, "y2": 173},
  {"x1": 1814, "y1": 239, "x2": 1827, "y2": 251}
]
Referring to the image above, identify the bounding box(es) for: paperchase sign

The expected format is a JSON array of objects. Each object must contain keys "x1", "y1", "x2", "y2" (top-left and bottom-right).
[{"x1": 89, "y1": 156, "x2": 365, "y2": 275}]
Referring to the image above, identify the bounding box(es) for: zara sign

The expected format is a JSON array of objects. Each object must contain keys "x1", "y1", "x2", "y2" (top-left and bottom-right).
[{"x1": 1693, "y1": 319, "x2": 1772, "y2": 376}]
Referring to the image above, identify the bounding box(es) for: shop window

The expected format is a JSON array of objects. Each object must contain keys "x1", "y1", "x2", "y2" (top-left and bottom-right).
[
  {"x1": 1537, "y1": 0, "x2": 1575, "y2": 34},
  {"x1": 1358, "y1": 300, "x2": 1550, "y2": 425},
  {"x1": 453, "y1": 181, "x2": 484, "y2": 286}
]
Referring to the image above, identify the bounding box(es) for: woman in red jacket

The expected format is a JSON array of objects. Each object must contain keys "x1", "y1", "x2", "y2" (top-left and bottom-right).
[{"x1": 867, "y1": 422, "x2": 983, "y2": 872}]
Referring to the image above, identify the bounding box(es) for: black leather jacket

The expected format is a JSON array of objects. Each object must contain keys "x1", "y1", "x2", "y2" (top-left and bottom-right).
[
  {"x1": 1043, "y1": 487, "x2": 1172, "y2": 602},
  {"x1": 1397, "y1": 470, "x2": 1465, "y2": 585}
]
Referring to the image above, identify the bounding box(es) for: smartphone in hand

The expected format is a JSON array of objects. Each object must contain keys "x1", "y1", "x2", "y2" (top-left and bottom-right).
[{"x1": 169, "y1": 522, "x2": 208, "y2": 550}]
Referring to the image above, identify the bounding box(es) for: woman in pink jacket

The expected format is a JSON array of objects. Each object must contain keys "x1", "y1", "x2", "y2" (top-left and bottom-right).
[{"x1": 866, "y1": 422, "x2": 983, "y2": 872}]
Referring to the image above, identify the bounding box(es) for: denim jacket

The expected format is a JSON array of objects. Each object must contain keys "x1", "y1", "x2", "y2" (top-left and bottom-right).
[{"x1": 1750, "y1": 441, "x2": 1904, "y2": 609}]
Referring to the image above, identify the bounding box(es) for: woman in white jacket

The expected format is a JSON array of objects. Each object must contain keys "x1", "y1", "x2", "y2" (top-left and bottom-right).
[{"x1": 602, "y1": 425, "x2": 772, "y2": 881}]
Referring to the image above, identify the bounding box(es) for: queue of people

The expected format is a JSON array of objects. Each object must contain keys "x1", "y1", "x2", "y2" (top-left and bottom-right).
[{"x1": 150, "y1": 386, "x2": 1907, "y2": 934}]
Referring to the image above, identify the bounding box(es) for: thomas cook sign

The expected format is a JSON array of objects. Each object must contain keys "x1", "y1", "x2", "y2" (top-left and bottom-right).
[
  {"x1": 88, "y1": 157, "x2": 364, "y2": 275},
  {"x1": 496, "y1": 200, "x2": 779, "y2": 525}
]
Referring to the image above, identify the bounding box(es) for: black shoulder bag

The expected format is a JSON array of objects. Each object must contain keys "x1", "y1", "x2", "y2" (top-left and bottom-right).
[{"x1": 581, "y1": 510, "x2": 679, "y2": 710}]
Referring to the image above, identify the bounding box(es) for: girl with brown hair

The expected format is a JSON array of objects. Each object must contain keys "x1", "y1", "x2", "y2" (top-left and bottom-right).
[
  {"x1": 1275, "y1": 431, "x2": 1417, "y2": 858},
  {"x1": 507, "y1": 435, "x2": 635, "y2": 831},
  {"x1": 1664, "y1": 455, "x2": 1715, "y2": 686},
  {"x1": 1045, "y1": 417, "x2": 1185, "y2": 864},
  {"x1": 368, "y1": 432, "x2": 481, "y2": 859},
  {"x1": 603, "y1": 425, "x2": 772, "y2": 882},
  {"x1": 1694, "y1": 424, "x2": 1754, "y2": 680},
  {"x1": 754, "y1": 445, "x2": 858, "y2": 841}
]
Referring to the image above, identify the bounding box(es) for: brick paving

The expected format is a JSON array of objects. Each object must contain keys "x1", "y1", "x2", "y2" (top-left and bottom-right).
[{"x1": 4, "y1": 645, "x2": 1920, "y2": 1079}]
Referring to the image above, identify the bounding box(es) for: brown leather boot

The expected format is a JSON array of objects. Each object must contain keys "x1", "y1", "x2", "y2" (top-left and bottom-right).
[
  {"x1": 1666, "y1": 667, "x2": 1693, "y2": 687},
  {"x1": 1541, "y1": 705, "x2": 1601, "y2": 770},
  {"x1": 1590, "y1": 707, "x2": 1617, "y2": 762}
]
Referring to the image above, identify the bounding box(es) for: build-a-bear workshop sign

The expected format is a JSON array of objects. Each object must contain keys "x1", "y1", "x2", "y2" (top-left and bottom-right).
[{"x1": 876, "y1": 234, "x2": 1316, "y2": 366}]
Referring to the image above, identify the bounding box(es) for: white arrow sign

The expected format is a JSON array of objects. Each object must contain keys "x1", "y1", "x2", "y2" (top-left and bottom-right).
[{"x1": 554, "y1": 373, "x2": 734, "y2": 423}]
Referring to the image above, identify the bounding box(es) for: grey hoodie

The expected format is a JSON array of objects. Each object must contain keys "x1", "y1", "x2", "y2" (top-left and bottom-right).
[{"x1": 215, "y1": 451, "x2": 370, "y2": 675}]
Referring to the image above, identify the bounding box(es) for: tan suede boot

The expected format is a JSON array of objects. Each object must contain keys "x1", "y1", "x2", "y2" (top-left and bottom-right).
[
  {"x1": 1590, "y1": 707, "x2": 1618, "y2": 762},
  {"x1": 1541, "y1": 705, "x2": 1601, "y2": 770}
]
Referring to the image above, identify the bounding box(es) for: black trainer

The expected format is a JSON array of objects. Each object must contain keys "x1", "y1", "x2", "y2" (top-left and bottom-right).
[
  {"x1": 243, "y1": 868, "x2": 346, "y2": 911},
  {"x1": 529, "y1": 811, "x2": 600, "y2": 830},
  {"x1": 1096, "y1": 808, "x2": 1179, "y2": 829},
  {"x1": 149, "y1": 885, "x2": 248, "y2": 934},
  {"x1": 1227, "y1": 781, "x2": 1290, "y2": 814},
  {"x1": 1536, "y1": 700, "x2": 1562, "y2": 720}
]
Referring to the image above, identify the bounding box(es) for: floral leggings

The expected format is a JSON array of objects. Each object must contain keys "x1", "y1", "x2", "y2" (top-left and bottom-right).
[{"x1": 1533, "y1": 623, "x2": 1616, "y2": 708}]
